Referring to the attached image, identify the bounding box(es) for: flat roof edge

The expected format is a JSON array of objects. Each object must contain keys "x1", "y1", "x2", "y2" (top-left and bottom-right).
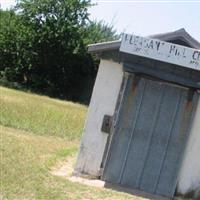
[
  {"x1": 88, "y1": 29, "x2": 200, "y2": 53},
  {"x1": 88, "y1": 40, "x2": 121, "y2": 53}
]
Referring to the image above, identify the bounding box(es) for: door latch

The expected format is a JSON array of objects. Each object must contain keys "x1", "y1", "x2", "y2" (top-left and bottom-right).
[{"x1": 101, "y1": 115, "x2": 113, "y2": 134}]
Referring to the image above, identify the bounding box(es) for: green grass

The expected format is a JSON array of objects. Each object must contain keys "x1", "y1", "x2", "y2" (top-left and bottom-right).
[
  {"x1": 0, "y1": 86, "x2": 145, "y2": 200},
  {"x1": 0, "y1": 86, "x2": 87, "y2": 140}
]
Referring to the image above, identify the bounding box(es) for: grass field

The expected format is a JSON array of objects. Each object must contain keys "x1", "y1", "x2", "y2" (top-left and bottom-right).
[{"x1": 0, "y1": 86, "x2": 146, "y2": 200}]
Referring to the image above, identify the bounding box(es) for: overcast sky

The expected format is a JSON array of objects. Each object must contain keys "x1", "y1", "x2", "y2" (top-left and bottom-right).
[{"x1": 1, "y1": 0, "x2": 200, "y2": 41}]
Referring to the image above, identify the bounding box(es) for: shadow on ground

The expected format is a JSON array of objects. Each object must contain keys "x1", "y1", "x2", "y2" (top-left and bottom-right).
[{"x1": 104, "y1": 182, "x2": 170, "y2": 200}]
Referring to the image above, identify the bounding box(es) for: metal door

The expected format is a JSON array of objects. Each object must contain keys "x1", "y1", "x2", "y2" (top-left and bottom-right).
[{"x1": 102, "y1": 75, "x2": 196, "y2": 198}]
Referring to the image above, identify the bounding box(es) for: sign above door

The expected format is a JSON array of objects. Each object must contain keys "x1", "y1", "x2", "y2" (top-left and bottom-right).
[{"x1": 120, "y1": 33, "x2": 200, "y2": 71}]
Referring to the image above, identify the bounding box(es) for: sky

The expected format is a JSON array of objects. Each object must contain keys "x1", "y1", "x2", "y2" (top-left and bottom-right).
[{"x1": 1, "y1": 0, "x2": 200, "y2": 41}]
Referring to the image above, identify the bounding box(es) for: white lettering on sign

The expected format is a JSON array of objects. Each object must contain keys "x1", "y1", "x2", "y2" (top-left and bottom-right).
[{"x1": 120, "y1": 33, "x2": 200, "y2": 71}]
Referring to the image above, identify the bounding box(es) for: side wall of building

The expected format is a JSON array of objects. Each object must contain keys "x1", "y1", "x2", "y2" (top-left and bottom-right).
[
  {"x1": 74, "y1": 59, "x2": 123, "y2": 177},
  {"x1": 75, "y1": 58, "x2": 200, "y2": 197},
  {"x1": 178, "y1": 96, "x2": 200, "y2": 197}
]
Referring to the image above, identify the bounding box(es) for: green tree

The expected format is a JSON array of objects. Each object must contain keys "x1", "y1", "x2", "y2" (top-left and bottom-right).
[
  {"x1": 0, "y1": 9, "x2": 38, "y2": 84},
  {"x1": 15, "y1": 0, "x2": 92, "y2": 98},
  {"x1": 0, "y1": 1, "x2": 119, "y2": 103},
  {"x1": 84, "y1": 20, "x2": 119, "y2": 45},
  {"x1": 0, "y1": 10, "x2": 20, "y2": 81}
]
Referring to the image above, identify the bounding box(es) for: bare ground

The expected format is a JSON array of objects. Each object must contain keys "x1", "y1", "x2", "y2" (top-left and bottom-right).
[
  {"x1": 50, "y1": 156, "x2": 106, "y2": 188},
  {"x1": 50, "y1": 157, "x2": 172, "y2": 200}
]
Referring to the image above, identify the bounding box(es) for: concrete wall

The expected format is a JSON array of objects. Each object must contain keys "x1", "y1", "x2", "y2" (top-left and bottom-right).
[
  {"x1": 75, "y1": 59, "x2": 123, "y2": 177},
  {"x1": 178, "y1": 96, "x2": 200, "y2": 197},
  {"x1": 75, "y1": 58, "x2": 200, "y2": 197}
]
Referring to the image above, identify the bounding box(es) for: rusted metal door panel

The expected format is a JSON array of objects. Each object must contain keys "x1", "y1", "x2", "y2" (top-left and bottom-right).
[
  {"x1": 139, "y1": 86, "x2": 188, "y2": 196},
  {"x1": 102, "y1": 76, "x2": 145, "y2": 183},
  {"x1": 103, "y1": 75, "x2": 196, "y2": 198},
  {"x1": 120, "y1": 79, "x2": 164, "y2": 187},
  {"x1": 155, "y1": 89, "x2": 195, "y2": 197}
]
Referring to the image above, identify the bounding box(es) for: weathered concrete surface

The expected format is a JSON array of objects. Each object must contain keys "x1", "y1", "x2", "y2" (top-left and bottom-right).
[
  {"x1": 177, "y1": 97, "x2": 200, "y2": 197},
  {"x1": 74, "y1": 59, "x2": 123, "y2": 177}
]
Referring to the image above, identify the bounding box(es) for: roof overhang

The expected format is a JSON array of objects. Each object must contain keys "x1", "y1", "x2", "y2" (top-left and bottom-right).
[{"x1": 88, "y1": 28, "x2": 200, "y2": 53}]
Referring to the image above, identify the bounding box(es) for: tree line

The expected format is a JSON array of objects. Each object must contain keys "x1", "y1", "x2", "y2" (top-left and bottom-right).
[{"x1": 0, "y1": 0, "x2": 118, "y2": 104}]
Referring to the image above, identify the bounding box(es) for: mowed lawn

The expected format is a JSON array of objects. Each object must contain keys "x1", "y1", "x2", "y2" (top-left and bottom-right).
[{"x1": 0, "y1": 86, "x2": 146, "y2": 200}]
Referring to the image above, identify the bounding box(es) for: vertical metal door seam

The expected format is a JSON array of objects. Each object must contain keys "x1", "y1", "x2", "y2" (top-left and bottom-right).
[
  {"x1": 118, "y1": 79, "x2": 147, "y2": 184},
  {"x1": 138, "y1": 84, "x2": 166, "y2": 188},
  {"x1": 154, "y1": 91, "x2": 182, "y2": 194},
  {"x1": 169, "y1": 90, "x2": 198, "y2": 197},
  {"x1": 101, "y1": 73, "x2": 129, "y2": 173},
  {"x1": 102, "y1": 73, "x2": 130, "y2": 180}
]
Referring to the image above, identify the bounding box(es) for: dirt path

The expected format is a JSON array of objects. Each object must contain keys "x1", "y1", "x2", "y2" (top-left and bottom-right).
[
  {"x1": 50, "y1": 156, "x2": 75, "y2": 177},
  {"x1": 50, "y1": 158, "x2": 181, "y2": 200},
  {"x1": 50, "y1": 156, "x2": 106, "y2": 188}
]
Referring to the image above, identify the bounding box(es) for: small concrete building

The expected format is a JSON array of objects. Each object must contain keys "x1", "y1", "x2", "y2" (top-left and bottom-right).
[{"x1": 75, "y1": 29, "x2": 200, "y2": 199}]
